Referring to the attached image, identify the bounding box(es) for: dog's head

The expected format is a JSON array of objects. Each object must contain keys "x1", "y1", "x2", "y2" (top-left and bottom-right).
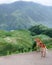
[{"x1": 34, "y1": 38, "x2": 40, "y2": 42}]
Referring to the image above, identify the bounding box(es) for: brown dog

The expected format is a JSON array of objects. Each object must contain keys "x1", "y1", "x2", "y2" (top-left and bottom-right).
[{"x1": 35, "y1": 38, "x2": 47, "y2": 57}]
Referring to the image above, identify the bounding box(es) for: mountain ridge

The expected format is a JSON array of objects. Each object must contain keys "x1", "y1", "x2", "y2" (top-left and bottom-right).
[{"x1": 0, "y1": 1, "x2": 52, "y2": 30}]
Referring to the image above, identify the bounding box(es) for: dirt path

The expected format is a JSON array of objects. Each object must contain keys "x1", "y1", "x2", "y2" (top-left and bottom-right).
[{"x1": 0, "y1": 50, "x2": 52, "y2": 65}]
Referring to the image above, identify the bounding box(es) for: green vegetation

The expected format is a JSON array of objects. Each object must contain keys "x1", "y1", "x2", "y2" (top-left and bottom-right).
[
  {"x1": 29, "y1": 24, "x2": 52, "y2": 37},
  {"x1": 0, "y1": 30, "x2": 33, "y2": 56},
  {"x1": 0, "y1": 25, "x2": 52, "y2": 56},
  {"x1": 0, "y1": 24, "x2": 52, "y2": 56}
]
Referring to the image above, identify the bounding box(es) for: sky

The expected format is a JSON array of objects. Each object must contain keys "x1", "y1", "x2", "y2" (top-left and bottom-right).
[{"x1": 0, "y1": 0, "x2": 52, "y2": 6}]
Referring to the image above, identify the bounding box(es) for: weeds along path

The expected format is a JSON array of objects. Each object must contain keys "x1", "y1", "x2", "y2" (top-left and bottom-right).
[{"x1": 0, "y1": 50, "x2": 52, "y2": 65}]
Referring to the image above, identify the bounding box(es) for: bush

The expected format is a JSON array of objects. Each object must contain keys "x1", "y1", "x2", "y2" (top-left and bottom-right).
[{"x1": 0, "y1": 30, "x2": 33, "y2": 56}]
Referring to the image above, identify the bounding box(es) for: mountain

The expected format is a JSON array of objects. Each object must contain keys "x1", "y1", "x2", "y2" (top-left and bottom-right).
[{"x1": 0, "y1": 1, "x2": 52, "y2": 30}]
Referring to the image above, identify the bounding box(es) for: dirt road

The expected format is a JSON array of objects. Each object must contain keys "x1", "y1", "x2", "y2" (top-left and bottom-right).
[{"x1": 0, "y1": 50, "x2": 52, "y2": 65}]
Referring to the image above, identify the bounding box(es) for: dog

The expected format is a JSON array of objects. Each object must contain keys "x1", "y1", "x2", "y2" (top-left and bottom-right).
[{"x1": 34, "y1": 38, "x2": 47, "y2": 57}]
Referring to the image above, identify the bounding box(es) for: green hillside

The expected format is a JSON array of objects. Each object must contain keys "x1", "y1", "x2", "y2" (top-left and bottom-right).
[
  {"x1": 0, "y1": 30, "x2": 33, "y2": 56},
  {"x1": 0, "y1": 1, "x2": 52, "y2": 30},
  {"x1": 0, "y1": 25, "x2": 52, "y2": 56}
]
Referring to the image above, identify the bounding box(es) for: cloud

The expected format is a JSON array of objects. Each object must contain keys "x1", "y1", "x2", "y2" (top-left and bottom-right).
[
  {"x1": 0, "y1": 0, "x2": 52, "y2": 6},
  {"x1": 33, "y1": 0, "x2": 52, "y2": 5},
  {"x1": 0, "y1": 0, "x2": 17, "y2": 3}
]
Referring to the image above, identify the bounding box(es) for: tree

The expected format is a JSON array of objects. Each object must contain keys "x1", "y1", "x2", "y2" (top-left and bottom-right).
[{"x1": 29, "y1": 24, "x2": 48, "y2": 36}]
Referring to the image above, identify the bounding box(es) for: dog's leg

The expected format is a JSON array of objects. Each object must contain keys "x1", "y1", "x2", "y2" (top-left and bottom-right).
[{"x1": 42, "y1": 48, "x2": 46, "y2": 57}]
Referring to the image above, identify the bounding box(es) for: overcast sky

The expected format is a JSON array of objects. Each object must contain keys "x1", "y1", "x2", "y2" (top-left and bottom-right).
[{"x1": 0, "y1": 0, "x2": 52, "y2": 6}]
